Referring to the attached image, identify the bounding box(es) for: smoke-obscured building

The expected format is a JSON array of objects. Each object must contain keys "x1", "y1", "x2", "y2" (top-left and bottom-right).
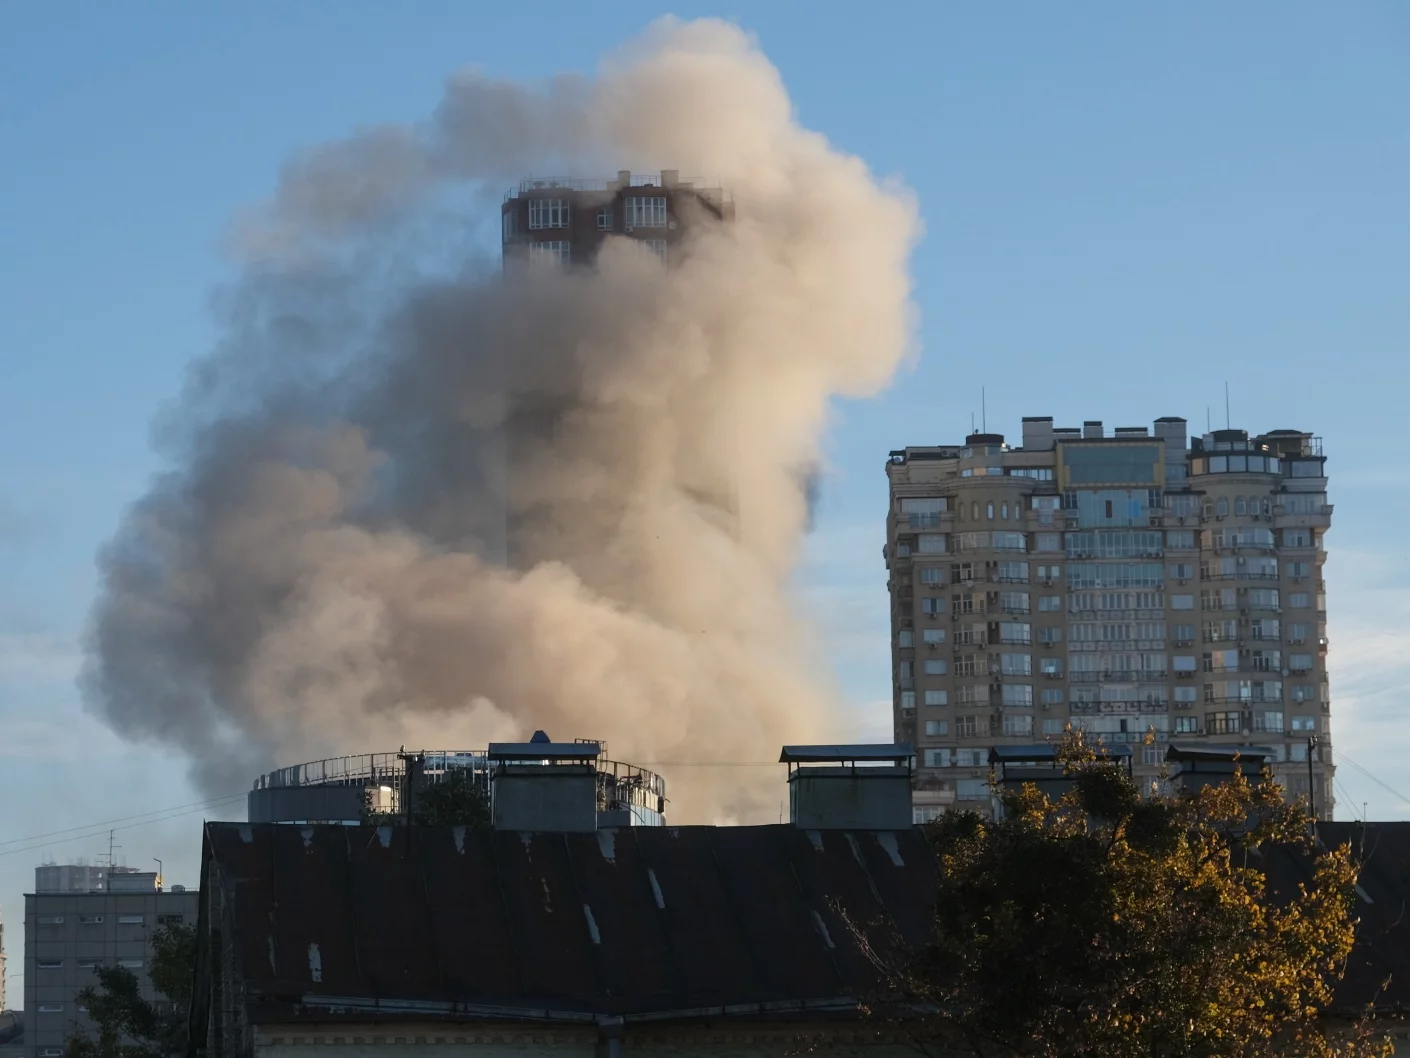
[
  {"x1": 885, "y1": 417, "x2": 1334, "y2": 821},
  {"x1": 24, "y1": 870, "x2": 198, "y2": 1058},
  {"x1": 500, "y1": 169, "x2": 734, "y2": 270},
  {"x1": 246, "y1": 736, "x2": 668, "y2": 829},
  {"x1": 496, "y1": 170, "x2": 739, "y2": 570}
]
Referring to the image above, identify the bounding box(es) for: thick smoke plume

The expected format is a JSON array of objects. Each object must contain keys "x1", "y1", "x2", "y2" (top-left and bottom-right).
[{"x1": 83, "y1": 19, "x2": 919, "y2": 822}]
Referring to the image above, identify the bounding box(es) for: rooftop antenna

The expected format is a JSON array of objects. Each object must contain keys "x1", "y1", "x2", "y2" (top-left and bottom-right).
[
  {"x1": 971, "y1": 411, "x2": 975, "y2": 434},
  {"x1": 1224, "y1": 380, "x2": 1231, "y2": 430},
  {"x1": 1206, "y1": 406, "x2": 1211, "y2": 433},
  {"x1": 981, "y1": 386, "x2": 987, "y2": 432}
]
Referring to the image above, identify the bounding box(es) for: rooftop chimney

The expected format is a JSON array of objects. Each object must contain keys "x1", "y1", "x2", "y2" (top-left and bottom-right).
[
  {"x1": 488, "y1": 736, "x2": 601, "y2": 832},
  {"x1": 1083, "y1": 420, "x2": 1104, "y2": 439},
  {"x1": 989, "y1": 745, "x2": 1131, "y2": 817},
  {"x1": 1021, "y1": 416, "x2": 1054, "y2": 451},
  {"x1": 615, "y1": 169, "x2": 631, "y2": 190},
  {"x1": 660, "y1": 169, "x2": 679, "y2": 188},
  {"x1": 779, "y1": 744, "x2": 913, "y2": 830}
]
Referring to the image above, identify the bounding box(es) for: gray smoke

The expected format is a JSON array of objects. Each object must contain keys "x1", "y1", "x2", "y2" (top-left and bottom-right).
[{"x1": 82, "y1": 18, "x2": 919, "y2": 822}]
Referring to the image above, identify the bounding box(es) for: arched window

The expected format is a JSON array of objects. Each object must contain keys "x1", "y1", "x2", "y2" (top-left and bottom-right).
[
  {"x1": 1235, "y1": 497, "x2": 1247, "y2": 517},
  {"x1": 1001, "y1": 502, "x2": 1009, "y2": 520},
  {"x1": 987, "y1": 502, "x2": 995, "y2": 521},
  {"x1": 1217, "y1": 497, "x2": 1229, "y2": 517},
  {"x1": 1262, "y1": 497, "x2": 1272, "y2": 517},
  {"x1": 972, "y1": 501, "x2": 980, "y2": 521}
]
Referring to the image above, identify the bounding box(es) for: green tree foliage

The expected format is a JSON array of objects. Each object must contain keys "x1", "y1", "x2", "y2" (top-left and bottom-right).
[
  {"x1": 362, "y1": 767, "x2": 491, "y2": 829},
  {"x1": 63, "y1": 922, "x2": 196, "y2": 1058},
  {"x1": 858, "y1": 735, "x2": 1389, "y2": 1058}
]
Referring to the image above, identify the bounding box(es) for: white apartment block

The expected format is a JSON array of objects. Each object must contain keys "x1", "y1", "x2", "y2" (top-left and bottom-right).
[{"x1": 885, "y1": 416, "x2": 1332, "y2": 821}]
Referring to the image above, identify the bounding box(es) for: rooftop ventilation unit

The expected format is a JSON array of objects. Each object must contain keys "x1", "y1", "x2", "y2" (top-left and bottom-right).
[
  {"x1": 779, "y1": 744, "x2": 913, "y2": 830},
  {"x1": 488, "y1": 735, "x2": 601, "y2": 832}
]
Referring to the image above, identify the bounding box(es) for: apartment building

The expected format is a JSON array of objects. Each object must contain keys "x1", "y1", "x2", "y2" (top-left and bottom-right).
[
  {"x1": 885, "y1": 416, "x2": 1333, "y2": 821},
  {"x1": 498, "y1": 170, "x2": 737, "y2": 569},
  {"x1": 24, "y1": 870, "x2": 198, "y2": 1058}
]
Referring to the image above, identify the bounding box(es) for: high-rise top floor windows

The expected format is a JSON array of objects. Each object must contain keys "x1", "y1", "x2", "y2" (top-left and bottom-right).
[
  {"x1": 528, "y1": 198, "x2": 570, "y2": 229},
  {"x1": 624, "y1": 196, "x2": 668, "y2": 227}
]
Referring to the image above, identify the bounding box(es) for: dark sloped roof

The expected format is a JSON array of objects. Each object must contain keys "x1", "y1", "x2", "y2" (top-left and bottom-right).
[
  {"x1": 202, "y1": 822, "x2": 936, "y2": 1021},
  {"x1": 200, "y1": 820, "x2": 1410, "y2": 1027}
]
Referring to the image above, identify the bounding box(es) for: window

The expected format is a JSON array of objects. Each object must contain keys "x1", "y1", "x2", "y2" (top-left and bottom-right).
[
  {"x1": 1289, "y1": 592, "x2": 1311, "y2": 609},
  {"x1": 1001, "y1": 502, "x2": 1009, "y2": 520},
  {"x1": 1216, "y1": 497, "x2": 1229, "y2": 517},
  {"x1": 924, "y1": 689, "x2": 949, "y2": 706},
  {"x1": 898, "y1": 661, "x2": 913, "y2": 681},
  {"x1": 993, "y1": 531, "x2": 1027, "y2": 551},
  {"x1": 596, "y1": 206, "x2": 613, "y2": 230},
  {"x1": 1041, "y1": 688, "x2": 1063, "y2": 706},
  {"x1": 38, "y1": 914, "x2": 64, "y2": 924},
  {"x1": 920, "y1": 566, "x2": 944, "y2": 585},
  {"x1": 529, "y1": 240, "x2": 570, "y2": 267},
  {"x1": 955, "y1": 716, "x2": 979, "y2": 738},
  {"x1": 1252, "y1": 710, "x2": 1284, "y2": 733},
  {"x1": 986, "y1": 502, "x2": 995, "y2": 520},
  {"x1": 923, "y1": 659, "x2": 948, "y2": 676},
  {"x1": 924, "y1": 719, "x2": 950, "y2": 736},
  {"x1": 1292, "y1": 684, "x2": 1315, "y2": 702},
  {"x1": 1035, "y1": 532, "x2": 1061, "y2": 552},
  {"x1": 956, "y1": 779, "x2": 989, "y2": 800},
  {"x1": 1171, "y1": 594, "x2": 1194, "y2": 610},
  {"x1": 1042, "y1": 718, "x2": 1065, "y2": 735},
  {"x1": 119, "y1": 958, "x2": 145, "y2": 969},
  {"x1": 1173, "y1": 655, "x2": 1197, "y2": 672},
  {"x1": 998, "y1": 561, "x2": 1029, "y2": 583},
  {"x1": 1173, "y1": 686, "x2": 1197, "y2": 703},
  {"x1": 897, "y1": 629, "x2": 913, "y2": 648},
  {"x1": 78, "y1": 958, "x2": 102, "y2": 969},
  {"x1": 644, "y1": 238, "x2": 668, "y2": 262},
  {"x1": 1002, "y1": 684, "x2": 1033, "y2": 707},
  {"x1": 1291, "y1": 715, "x2": 1317, "y2": 731},
  {"x1": 998, "y1": 591, "x2": 1030, "y2": 613},
  {"x1": 527, "y1": 198, "x2": 569, "y2": 229},
  {"x1": 1166, "y1": 529, "x2": 1195, "y2": 548},
  {"x1": 900, "y1": 690, "x2": 916, "y2": 708},
  {"x1": 1206, "y1": 710, "x2": 1242, "y2": 734},
  {"x1": 917, "y1": 533, "x2": 947, "y2": 553},
  {"x1": 922, "y1": 628, "x2": 946, "y2": 646},
  {"x1": 624, "y1": 196, "x2": 667, "y2": 227},
  {"x1": 1040, "y1": 627, "x2": 1063, "y2": 644},
  {"x1": 118, "y1": 914, "x2": 144, "y2": 925},
  {"x1": 37, "y1": 958, "x2": 63, "y2": 969},
  {"x1": 1286, "y1": 560, "x2": 1310, "y2": 579},
  {"x1": 1040, "y1": 657, "x2": 1062, "y2": 676},
  {"x1": 1289, "y1": 654, "x2": 1314, "y2": 672},
  {"x1": 1169, "y1": 562, "x2": 1194, "y2": 580},
  {"x1": 921, "y1": 596, "x2": 943, "y2": 615},
  {"x1": 999, "y1": 621, "x2": 1031, "y2": 644},
  {"x1": 39, "y1": 1004, "x2": 64, "y2": 1013},
  {"x1": 1001, "y1": 653, "x2": 1032, "y2": 676},
  {"x1": 956, "y1": 748, "x2": 986, "y2": 767},
  {"x1": 914, "y1": 805, "x2": 944, "y2": 824},
  {"x1": 1235, "y1": 497, "x2": 1247, "y2": 517},
  {"x1": 501, "y1": 210, "x2": 516, "y2": 241},
  {"x1": 1038, "y1": 596, "x2": 1061, "y2": 613},
  {"x1": 1175, "y1": 716, "x2": 1198, "y2": 734},
  {"x1": 1035, "y1": 564, "x2": 1060, "y2": 582},
  {"x1": 1003, "y1": 714, "x2": 1034, "y2": 736}
]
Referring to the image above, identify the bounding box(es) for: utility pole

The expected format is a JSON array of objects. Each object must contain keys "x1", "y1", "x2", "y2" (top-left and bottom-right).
[{"x1": 1307, "y1": 735, "x2": 1320, "y2": 822}]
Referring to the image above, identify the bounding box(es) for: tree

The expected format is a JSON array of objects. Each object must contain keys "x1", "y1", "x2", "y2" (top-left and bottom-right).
[
  {"x1": 855, "y1": 736, "x2": 1390, "y2": 1058},
  {"x1": 64, "y1": 922, "x2": 196, "y2": 1058},
  {"x1": 362, "y1": 766, "x2": 491, "y2": 828}
]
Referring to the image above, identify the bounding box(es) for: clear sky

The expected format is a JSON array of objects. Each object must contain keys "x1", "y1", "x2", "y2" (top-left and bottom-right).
[{"x1": 1, "y1": 1, "x2": 1407, "y2": 1003}]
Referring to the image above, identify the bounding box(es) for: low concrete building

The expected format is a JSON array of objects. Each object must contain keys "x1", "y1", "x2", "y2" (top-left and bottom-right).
[{"x1": 24, "y1": 869, "x2": 198, "y2": 1058}]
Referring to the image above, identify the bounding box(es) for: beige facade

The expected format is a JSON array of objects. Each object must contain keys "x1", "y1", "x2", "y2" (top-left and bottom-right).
[
  {"x1": 886, "y1": 417, "x2": 1333, "y2": 820},
  {"x1": 24, "y1": 878, "x2": 198, "y2": 1058}
]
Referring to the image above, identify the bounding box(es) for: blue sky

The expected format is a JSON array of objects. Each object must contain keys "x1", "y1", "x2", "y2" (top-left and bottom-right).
[{"x1": 1, "y1": 1, "x2": 1408, "y2": 1002}]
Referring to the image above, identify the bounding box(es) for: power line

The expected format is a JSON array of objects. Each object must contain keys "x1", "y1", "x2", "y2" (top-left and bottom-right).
[
  {"x1": 1334, "y1": 751, "x2": 1410, "y2": 810},
  {"x1": 0, "y1": 792, "x2": 247, "y2": 850},
  {"x1": 0, "y1": 793, "x2": 246, "y2": 861}
]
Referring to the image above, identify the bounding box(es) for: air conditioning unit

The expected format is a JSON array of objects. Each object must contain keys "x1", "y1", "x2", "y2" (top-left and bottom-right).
[
  {"x1": 1178, "y1": 577, "x2": 1188, "y2": 585},
  {"x1": 1240, "y1": 608, "x2": 1250, "y2": 616}
]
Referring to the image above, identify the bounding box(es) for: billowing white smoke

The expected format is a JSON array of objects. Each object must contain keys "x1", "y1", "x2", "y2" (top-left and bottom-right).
[{"x1": 82, "y1": 18, "x2": 919, "y2": 822}]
